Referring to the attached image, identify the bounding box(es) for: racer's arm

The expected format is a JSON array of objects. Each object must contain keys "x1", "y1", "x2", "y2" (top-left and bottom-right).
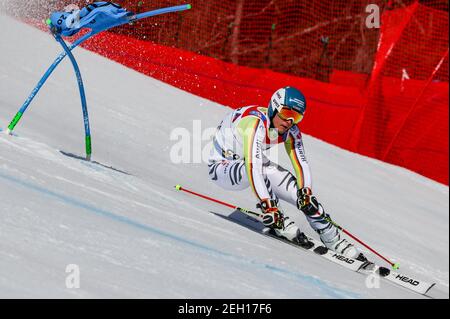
[
  {"x1": 284, "y1": 127, "x2": 312, "y2": 190},
  {"x1": 237, "y1": 117, "x2": 271, "y2": 201}
]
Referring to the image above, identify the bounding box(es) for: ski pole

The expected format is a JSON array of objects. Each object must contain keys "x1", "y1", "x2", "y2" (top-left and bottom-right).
[
  {"x1": 175, "y1": 184, "x2": 400, "y2": 270},
  {"x1": 323, "y1": 215, "x2": 399, "y2": 269},
  {"x1": 174, "y1": 184, "x2": 262, "y2": 219}
]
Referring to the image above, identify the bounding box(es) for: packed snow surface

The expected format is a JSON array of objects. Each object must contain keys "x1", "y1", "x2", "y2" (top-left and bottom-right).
[{"x1": 0, "y1": 14, "x2": 448, "y2": 298}]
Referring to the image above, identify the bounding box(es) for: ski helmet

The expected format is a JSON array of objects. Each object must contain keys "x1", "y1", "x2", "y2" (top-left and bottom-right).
[{"x1": 268, "y1": 86, "x2": 307, "y2": 122}]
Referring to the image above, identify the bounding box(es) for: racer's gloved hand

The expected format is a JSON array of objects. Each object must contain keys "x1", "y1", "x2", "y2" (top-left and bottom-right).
[{"x1": 257, "y1": 198, "x2": 283, "y2": 229}]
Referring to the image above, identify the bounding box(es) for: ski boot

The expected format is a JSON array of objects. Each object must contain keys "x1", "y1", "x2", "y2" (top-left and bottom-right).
[
  {"x1": 272, "y1": 216, "x2": 314, "y2": 249},
  {"x1": 318, "y1": 224, "x2": 367, "y2": 261}
]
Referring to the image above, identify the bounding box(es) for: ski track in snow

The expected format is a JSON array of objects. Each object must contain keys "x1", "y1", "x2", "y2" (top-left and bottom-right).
[
  {"x1": 0, "y1": 132, "x2": 359, "y2": 299},
  {"x1": 0, "y1": 170, "x2": 358, "y2": 299}
]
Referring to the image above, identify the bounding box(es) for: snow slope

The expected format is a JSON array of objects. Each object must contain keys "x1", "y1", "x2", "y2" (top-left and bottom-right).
[{"x1": 0, "y1": 14, "x2": 448, "y2": 298}]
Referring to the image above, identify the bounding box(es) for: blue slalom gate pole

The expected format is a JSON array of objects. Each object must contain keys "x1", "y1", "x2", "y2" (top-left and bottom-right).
[
  {"x1": 6, "y1": 3, "x2": 192, "y2": 160},
  {"x1": 54, "y1": 32, "x2": 92, "y2": 160},
  {"x1": 6, "y1": 30, "x2": 94, "y2": 136}
]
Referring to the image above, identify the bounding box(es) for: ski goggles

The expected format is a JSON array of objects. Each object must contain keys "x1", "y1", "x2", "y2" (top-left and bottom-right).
[{"x1": 277, "y1": 107, "x2": 304, "y2": 124}]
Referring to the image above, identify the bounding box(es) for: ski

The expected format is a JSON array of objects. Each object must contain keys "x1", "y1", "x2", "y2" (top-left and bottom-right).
[
  {"x1": 175, "y1": 185, "x2": 439, "y2": 298},
  {"x1": 262, "y1": 227, "x2": 367, "y2": 272},
  {"x1": 216, "y1": 210, "x2": 437, "y2": 298},
  {"x1": 359, "y1": 263, "x2": 436, "y2": 296}
]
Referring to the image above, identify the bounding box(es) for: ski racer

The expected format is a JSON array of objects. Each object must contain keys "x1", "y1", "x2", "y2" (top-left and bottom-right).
[{"x1": 207, "y1": 86, "x2": 366, "y2": 260}]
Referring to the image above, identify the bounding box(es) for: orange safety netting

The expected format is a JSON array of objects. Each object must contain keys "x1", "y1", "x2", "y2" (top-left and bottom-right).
[
  {"x1": 5, "y1": 0, "x2": 447, "y2": 82},
  {"x1": 111, "y1": 0, "x2": 385, "y2": 81}
]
